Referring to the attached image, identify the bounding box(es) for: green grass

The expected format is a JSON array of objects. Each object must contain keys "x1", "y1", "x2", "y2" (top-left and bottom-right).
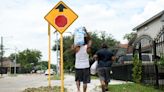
[
  {"x1": 48, "y1": 74, "x2": 60, "y2": 80},
  {"x1": 109, "y1": 83, "x2": 164, "y2": 92},
  {"x1": 23, "y1": 86, "x2": 67, "y2": 92},
  {"x1": 91, "y1": 75, "x2": 98, "y2": 79}
]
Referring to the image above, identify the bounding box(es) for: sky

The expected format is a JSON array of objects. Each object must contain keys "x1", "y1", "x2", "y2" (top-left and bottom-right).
[{"x1": 0, "y1": 0, "x2": 164, "y2": 64}]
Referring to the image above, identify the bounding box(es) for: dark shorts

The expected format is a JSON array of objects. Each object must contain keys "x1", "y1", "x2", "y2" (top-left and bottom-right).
[
  {"x1": 75, "y1": 68, "x2": 90, "y2": 83},
  {"x1": 97, "y1": 67, "x2": 111, "y2": 82}
]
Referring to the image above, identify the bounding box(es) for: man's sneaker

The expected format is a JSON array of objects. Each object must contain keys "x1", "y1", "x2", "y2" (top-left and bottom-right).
[{"x1": 105, "y1": 88, "x2": 108, "y2": 91}]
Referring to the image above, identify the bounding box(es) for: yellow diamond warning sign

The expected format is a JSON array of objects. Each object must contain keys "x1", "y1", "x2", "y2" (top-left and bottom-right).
[{"x1": 44, "y1": 1, "x2": 78, "y2": 34}]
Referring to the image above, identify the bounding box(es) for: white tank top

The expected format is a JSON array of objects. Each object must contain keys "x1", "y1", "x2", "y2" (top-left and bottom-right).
[{"x1": 75, "y1": 45, "x2": 89, "y2": 69}]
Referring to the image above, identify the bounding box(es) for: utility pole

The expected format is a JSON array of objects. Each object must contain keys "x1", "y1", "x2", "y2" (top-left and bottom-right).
[
  {"x1": 14, "y1": 47, "x2": 17, "y2": 75},
  {"x1": 55, "y1": 31, "x2": 59, "y2": 76},
  {"x1": 0, "y1": 36, "x2": 3, "y2": 76}
]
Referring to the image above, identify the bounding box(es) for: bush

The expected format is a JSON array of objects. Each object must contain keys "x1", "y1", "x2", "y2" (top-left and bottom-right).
[
  {"x1": 132, "y1": 54, "x2": 142, "y2": 83},
  {"x1": 158, "y1": 54, "x2": 164, "y2": 68}
]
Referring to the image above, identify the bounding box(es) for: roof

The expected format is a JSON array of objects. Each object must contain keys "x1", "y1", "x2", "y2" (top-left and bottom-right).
[
  {"x1": 0, "y1": 59, "x2": 20, "y2": 67},
  {"x1": 133, "y1": 10, "x2": 164, "y2": 31},
  {"x1": 119, "y1": 44, "x2": 128, "y2": 48}
]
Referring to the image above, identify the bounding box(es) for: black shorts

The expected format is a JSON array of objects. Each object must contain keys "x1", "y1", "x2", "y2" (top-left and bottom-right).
[
  {"x1": 97, "y1": 67, "x2": 111, "y2": 82},
  {"x1": 75, "y1": 68, "x2": 90, "y2": 83}
]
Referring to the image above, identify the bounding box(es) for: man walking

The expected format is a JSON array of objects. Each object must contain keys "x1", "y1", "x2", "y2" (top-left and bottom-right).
[
  {"x1": 94, "y1": 43, "x2": 115, "y2": 92},
  {"x1": 72, "y1": 27, "x2": 92, "y2": 92}
]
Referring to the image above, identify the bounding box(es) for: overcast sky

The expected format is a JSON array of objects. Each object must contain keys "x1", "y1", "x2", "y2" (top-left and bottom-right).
[{"x1": 0, "y1": 0, "x2": 164, "y2": 64}]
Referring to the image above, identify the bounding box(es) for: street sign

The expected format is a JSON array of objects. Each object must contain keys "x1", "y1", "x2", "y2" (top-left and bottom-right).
[
  {"x1": 44, "y1": 1, "x2": 78, "y2": 34},
  {"x1": 44, "y1": 1, "x2": 78, "y2": 92}
]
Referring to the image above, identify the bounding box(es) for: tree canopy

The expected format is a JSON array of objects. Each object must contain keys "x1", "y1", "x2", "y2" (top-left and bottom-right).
[
  {"x1": 9, "y1": 49, "x2": 42, "y2": 73},
  {"x1": 123, "y1": 32, "x2": 137, "y2": 42},
  {"x1": 53, "y1": 31, "x2": 119, "y2": 71}
]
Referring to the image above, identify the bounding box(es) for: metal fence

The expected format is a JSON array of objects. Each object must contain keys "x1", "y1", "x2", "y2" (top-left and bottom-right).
[
  {"x1": 111, "y1": 64, "x2": 133, "y2": 81},
  {"x1": 155, "y1": 26, "x2": 164, "y2": 57},
  {"x1": 153, "y1": 26, "x2": 164, "y2": 87},
  {"x1": 112, "y1": 63, "x2": 164, "y2": 86}
]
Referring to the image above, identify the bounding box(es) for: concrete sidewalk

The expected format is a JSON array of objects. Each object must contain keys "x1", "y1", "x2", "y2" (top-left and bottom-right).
[
  {"x1": 64, "y1": 74, "x2": 132, "y2": 92},
  {"x1": 0, "y1": 74, "x2": 132, "y2": 92}
]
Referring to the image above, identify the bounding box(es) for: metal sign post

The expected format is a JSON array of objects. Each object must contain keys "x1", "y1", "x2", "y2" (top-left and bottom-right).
[
  {"x1": 0, "y1": 37, "x2": 3, "y2": 77},
  {"x1": 44, "y1": 1, "x2": 78, "y2": 92},
  {"x1": 48, "y1": 23, "x2": 51, "y2": 87},
  {"x1": 60, "y1": 33, "x2": 64, "y2": 92}
]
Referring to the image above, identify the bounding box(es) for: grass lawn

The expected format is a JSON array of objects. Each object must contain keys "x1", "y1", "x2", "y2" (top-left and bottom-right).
[
  {"x1": 91, "y1": 75, "x2": 99, "y2": 79},
  {"x1": 109, "y1": 83, "x2": 164, "y2": 92},
  {"x1": 50, "y1": 74, "x2": 60, "y2": 80},
  {"x1": 23, "y1": 86, "x2": 67, "y2": 92}
]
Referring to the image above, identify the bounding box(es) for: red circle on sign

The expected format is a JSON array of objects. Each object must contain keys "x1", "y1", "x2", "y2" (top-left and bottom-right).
[{"x1": 55, "y1": 15, "x2": 67, "y2": 27}]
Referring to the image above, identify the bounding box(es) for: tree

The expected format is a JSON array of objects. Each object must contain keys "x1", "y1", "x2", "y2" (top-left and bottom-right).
[
  {"x1": 36, "y1": 61, "x2": 48, "y2": 70},
  {"x1": 52, "y1": 36, "x2": 73, "y2": 51},
  {"x1": 91, "y1": 31, "x2": 119, "y2": 55},
  {"x1": 90, "y1": 32, "x2": 102, "y2": 55},
  {"x1": 52, "y1": 31, "x2": 119, "y2": 72},
  {"x1": 36, "y1": 61, "x2": 56, "y2": 71},
  {"x1": 100, "y1": 31, "x2": 106, "y2": 42},
  {"x1": 123, "y1": 32, "x2": 137, "y2": 42},
  {"x1": 9, "y1": 49, "x2": 42, "y2": 73}
]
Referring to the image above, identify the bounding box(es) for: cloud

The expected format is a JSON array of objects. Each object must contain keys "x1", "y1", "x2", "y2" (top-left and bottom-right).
[
  {"x1": 131, "y1": 0, "x2": 164, "y2": 26},
  {"x1": 0, "y1": 0, "x2": 164, "y2": 62},
  {"x1": 0, "y1": 0, "x2": 51, "y2": 60}
]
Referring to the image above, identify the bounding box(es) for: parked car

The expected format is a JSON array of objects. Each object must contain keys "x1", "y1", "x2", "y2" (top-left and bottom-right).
[
  {"x1": 117, "y1": 53, "x2": 154, "y2": 64},
  {"x1": 44, "y1": 69, "x2": 54, "y2": 75}
]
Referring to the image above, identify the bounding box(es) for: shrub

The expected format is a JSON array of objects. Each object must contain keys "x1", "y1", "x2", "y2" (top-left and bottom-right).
[
  {"x1": 158, "y1": 53, "x2": 164, "y2": 68},
  {"x1": 132, "y1": 54, "x2": 142, "y2": 83}
]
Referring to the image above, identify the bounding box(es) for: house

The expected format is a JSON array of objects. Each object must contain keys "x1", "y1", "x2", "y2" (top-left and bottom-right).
[
  {"x1": 115, "y1": 44, "x2": 128, "y2": 56},
  {"x1": 132, "y1": 10, "x2": 164, "y2": 54},
  {"x1": 0, "y1": 57, "x2": 20, "y2": 74}
]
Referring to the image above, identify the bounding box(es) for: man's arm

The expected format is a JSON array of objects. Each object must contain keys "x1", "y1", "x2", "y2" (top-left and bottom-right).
[
  {"x1": 83, "y1": 27, "x2": 91, "y2": 40},
  {"x1": 87, "y1": 40, "x2": 92, "y2": 53},
  {"x1": 112, "y1": 56, "x2": 116, "y2": 62},
  {"x1": 71, "y1": 45, "x2": 80, "y2": 53},
  {"x1": 83, "y1": 27, "x2": 92, "y2": 54},
  {"x1": 93, "y1": 54, "x2": 98, "y2": 61}
]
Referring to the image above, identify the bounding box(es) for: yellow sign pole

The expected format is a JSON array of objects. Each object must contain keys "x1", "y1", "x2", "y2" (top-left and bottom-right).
[
  {"x1": 48, "y1": 23, "x2": 51, "y2": 87},
  {"x1": 44, "y1": 1, "x2": 78, "y2": 91},
  {"x1": 60, "y1": 33, "x2": 64, "y2": 92}
]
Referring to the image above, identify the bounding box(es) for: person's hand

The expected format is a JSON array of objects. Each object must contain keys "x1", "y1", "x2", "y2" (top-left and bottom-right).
[
  {"x1": 83, "y1": 27, "x2": 87, "y2": 33},
  {"x1": 71, "y1": 45, "x2": 80, "y2": 53},
  {"x1": 93, "y1": 55, "x2": 98, "y2": 61},
  {"x1": 112, "y1": 56, "x2": 116, "y2": 62}
]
